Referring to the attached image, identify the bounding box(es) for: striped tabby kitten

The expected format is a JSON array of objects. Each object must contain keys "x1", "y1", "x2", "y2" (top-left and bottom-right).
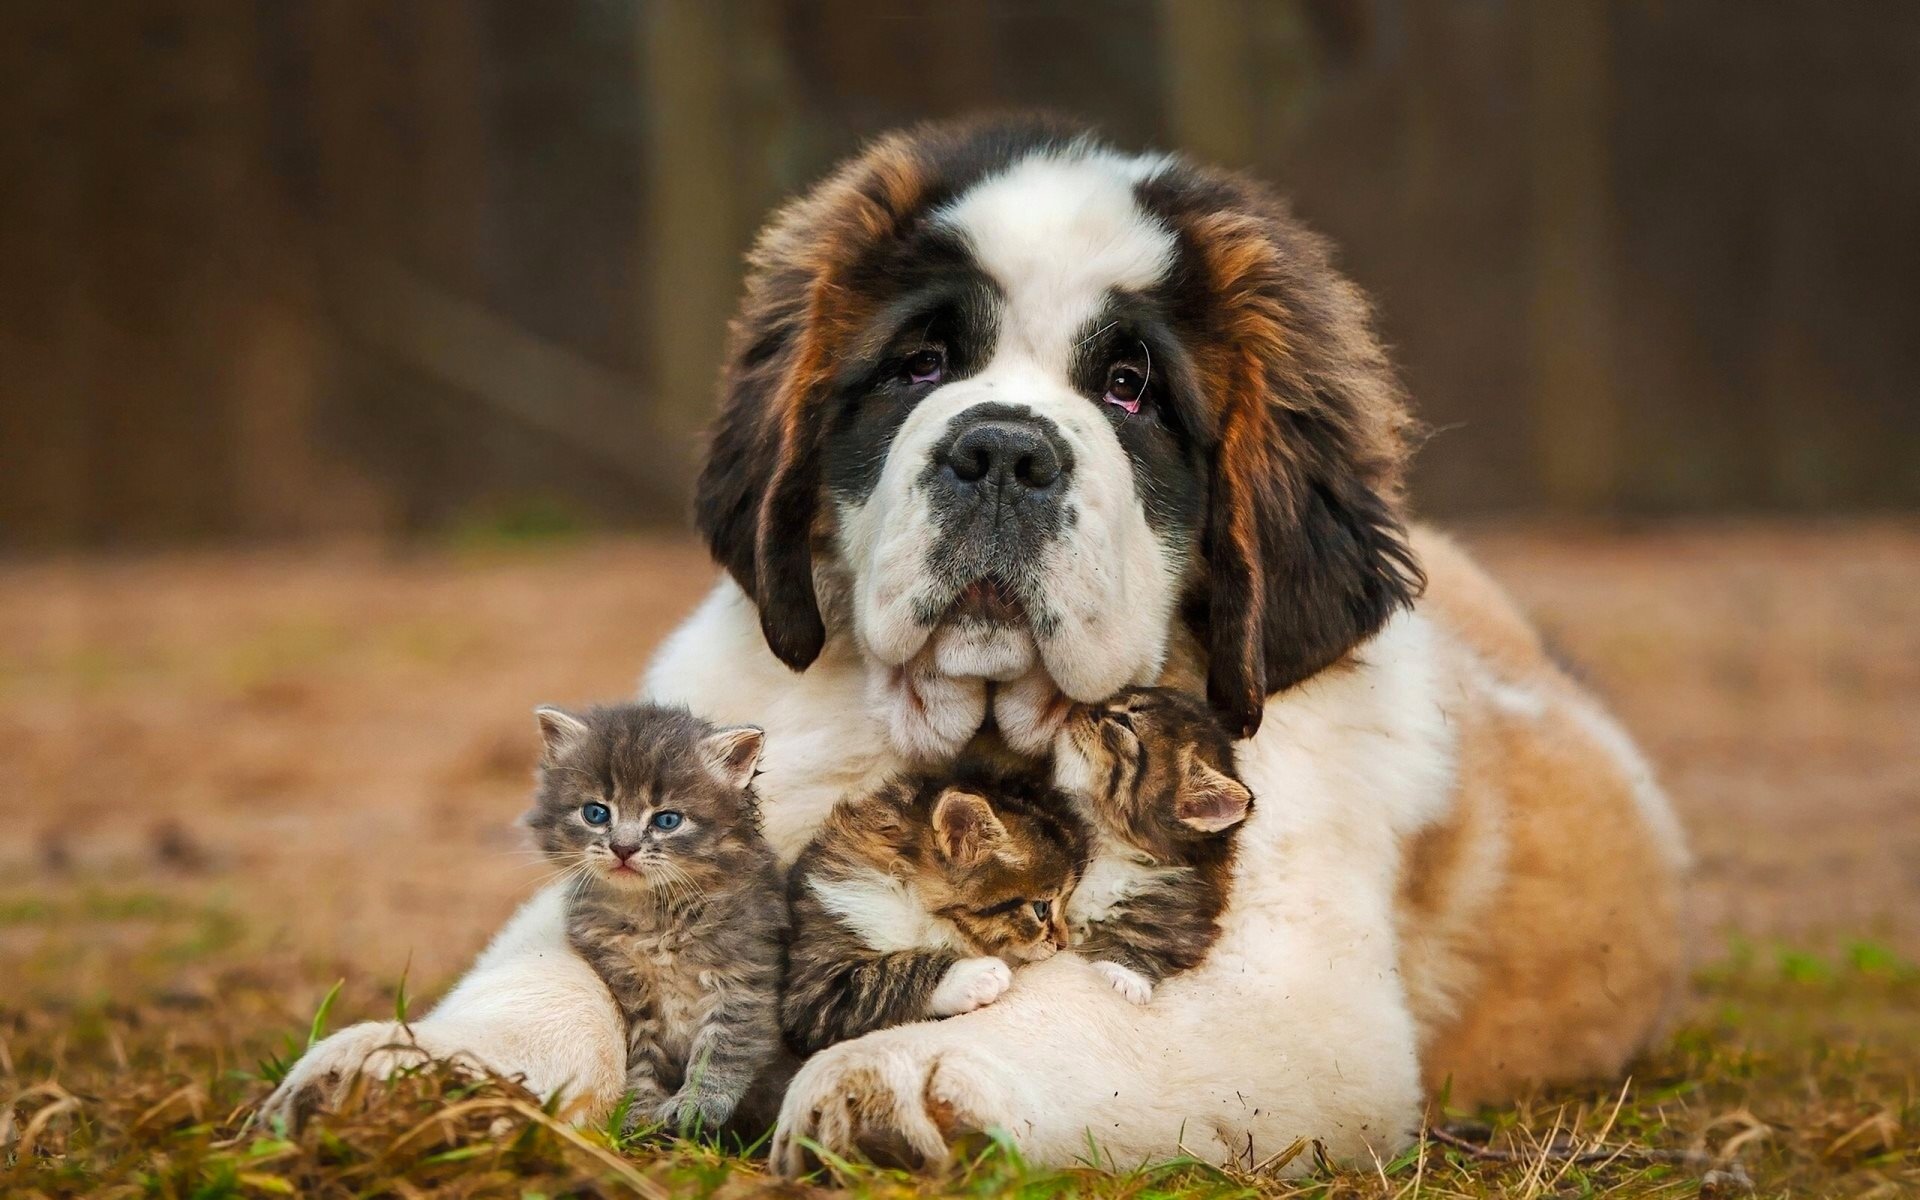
[
  {"x1": 1051, "y1": 686, "x2": 1254, "y2": 1005},
  {"x1": 524, "y1": 703, "x2": 786, "y2": 1134},
  {"x1": 782, "y1": 763, "x2": 1086, "y2": 1056}
]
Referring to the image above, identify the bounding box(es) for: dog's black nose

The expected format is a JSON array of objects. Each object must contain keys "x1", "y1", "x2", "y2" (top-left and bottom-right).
[{"x1": 943, "y1": 416, "x2": 1065, "y2": 492}]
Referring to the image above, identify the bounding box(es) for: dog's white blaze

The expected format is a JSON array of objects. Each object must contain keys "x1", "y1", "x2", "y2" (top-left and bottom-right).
[{"x1": 936, "y1": 150, "x2": 1177, "y2": 375}]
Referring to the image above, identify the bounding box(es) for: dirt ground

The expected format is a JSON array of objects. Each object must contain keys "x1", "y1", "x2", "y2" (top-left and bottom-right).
[{"x1": 2, "y1": 520, "x2": 1917, "y2": 998}]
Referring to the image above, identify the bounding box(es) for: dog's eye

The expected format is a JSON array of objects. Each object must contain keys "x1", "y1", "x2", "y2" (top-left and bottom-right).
[
  {"x1": 902, "y1": 348, "x2": 945, "y2": 386},
  {"x1": 1104, "y1": 366, "x2": 1146, "y2": 414}
]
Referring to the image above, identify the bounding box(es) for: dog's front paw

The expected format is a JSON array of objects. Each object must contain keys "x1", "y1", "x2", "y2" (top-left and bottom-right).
[
  {"x1": 253, "y1": 1021, "x2": 427, "y2": 1130},
  {"x1": 771, "y1": 1036, "x2": 1014, "y2": 1176},
  {"x1": 928, "y1": 956, "x2": 1012, "y2": 1016},
  {"x1": 1091, "y1": 960, "x2": 1154, "y2": 1006}
]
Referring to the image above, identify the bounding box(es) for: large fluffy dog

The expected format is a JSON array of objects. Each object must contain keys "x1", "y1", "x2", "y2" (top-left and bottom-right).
[{"x1": 265, "y1": 118, "x2": 1686, "y2": 1173}]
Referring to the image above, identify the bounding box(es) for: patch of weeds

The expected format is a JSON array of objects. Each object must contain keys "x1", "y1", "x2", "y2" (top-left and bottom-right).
[
  {"x1": 1845, "y1": 938, "x2": 1918, "y2": 980},
  {"x1": 0, "y1": 886, "x2": 249, "y2": 1000},
  {"x1": 217, "y1": 618, "x2": 352, "y2": 693},
  {"x1": 1776, "y1": 947, "x2": 1832, "y2": 984},
  {"x1": 378, "y1": 617, "x2": 490, "y2": 667},
  {"x1": 444, "y1": 495, "x2": 591, "y2": 553},
  {"x1": 0, "y1": 887, "x2": 186, "y2": 927},
  {"x1": 158, "y1": 904, "x2": 246, "y2": 962},
  {"x1": 0, "y1": 896, "x2": 54, "y2": 924},
  {"x1": 79, "y1": 888, "x2": 183, "y2": 922},
  {"x1": 35, "y1": 643, "x2": 176, "y2": 694}
]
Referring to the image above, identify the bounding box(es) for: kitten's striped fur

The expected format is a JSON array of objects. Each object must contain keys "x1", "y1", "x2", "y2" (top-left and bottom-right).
[
  {"x1": 524, "y1": 704, "x2": 788, "y2": 1135},
  {"x1": 1051, "y1": 686, "x2": 1253, "y2": 1000},
  {"x1": 782, "y1": 761, "x2": 1086, "y2": 1055}
]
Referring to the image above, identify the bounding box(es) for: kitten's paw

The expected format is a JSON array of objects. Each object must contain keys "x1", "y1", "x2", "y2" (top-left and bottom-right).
[
  {"x1": 652, "y1": 1092, "x2": 736, "y2": 1136},
  {"x1": 616, "y1": 1087, "x2": 672, "y2": 1135},
  {"x1": 928, "y1": 956, "x2": 1012, "y2": 1016},
  {"x1": 1092, "y1": 960, "x2": 1154, "y2": 1006}
]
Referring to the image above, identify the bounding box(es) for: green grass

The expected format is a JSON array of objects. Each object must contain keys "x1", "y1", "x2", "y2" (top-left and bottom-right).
[
  {"x1": 2, "y1": 937, "x2": 1915, "y2": 1198},
  {"x1": 443, "y1": 494, "x2": 592, "y2": 552}
]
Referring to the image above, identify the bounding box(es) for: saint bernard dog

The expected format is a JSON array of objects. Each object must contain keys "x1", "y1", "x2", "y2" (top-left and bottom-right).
[{"x1": 264, "y1": 117, "x2": 1688, "y2": 1175}]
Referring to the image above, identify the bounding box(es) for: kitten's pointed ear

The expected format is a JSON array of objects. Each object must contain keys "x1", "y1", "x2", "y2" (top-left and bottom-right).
[
  {"x1": 534, "y1": 706, "x2": 591, "y2": 763},
  {"x1": 931, "y1": 788, "x2": 1008, "y2": 869},
  {"x1": 1176, "y1": 752, "x2": 1253, "y2": 833},
  {"x1": 698, "y1": 726, "x2": 766, "y2": 791}
]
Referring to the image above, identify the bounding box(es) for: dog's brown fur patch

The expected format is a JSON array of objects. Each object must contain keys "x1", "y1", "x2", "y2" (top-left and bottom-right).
[
  {"x1": 1399, "y1": 529, "x2": 1687, "y2": 1106},
  {"x1": 1136, "y1": 163, "x2": 1426, "y2": 734}
]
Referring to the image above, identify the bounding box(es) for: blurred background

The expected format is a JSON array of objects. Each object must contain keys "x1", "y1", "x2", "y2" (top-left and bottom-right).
[
  {"x1": 3, "y1": 0, "x2": 1918, "y2": 546},
  {"x1": 1, "y1": 2, "x2": 1916, "y2": 1006}
]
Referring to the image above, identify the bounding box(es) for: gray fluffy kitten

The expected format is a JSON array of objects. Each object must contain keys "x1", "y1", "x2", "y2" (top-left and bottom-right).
[{"x1": 523, "y1": 702, "x2": 786, "y2": 1135}]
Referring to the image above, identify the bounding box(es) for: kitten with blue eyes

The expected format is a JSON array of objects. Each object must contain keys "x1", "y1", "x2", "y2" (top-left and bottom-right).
[{"x1": 523, "y1": 703, "x2": 786, "y2": 1136}]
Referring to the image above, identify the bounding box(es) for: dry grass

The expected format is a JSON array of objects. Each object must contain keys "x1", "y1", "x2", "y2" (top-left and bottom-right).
[
  {"x1": 2, "y1": 949, "x2": 1914, "y2": 1197},
  {"x1": 3, "y1": 521, "x2": 1918, "y2": 1197}
]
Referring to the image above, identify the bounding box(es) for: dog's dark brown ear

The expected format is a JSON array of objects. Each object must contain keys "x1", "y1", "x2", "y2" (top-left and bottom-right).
[
  {"x1": 694, "y1": 136, "x2": 926, "y2": 671},
  {"x1": 1181, "y1": 201, "x2": 1425, "y2": 739},
  {"x1": 1203, "y1": 410, "x2": 1423, "y2": 737},
  {"x1": 694, "y1": 317, "x2": 831, "y2": 671}
]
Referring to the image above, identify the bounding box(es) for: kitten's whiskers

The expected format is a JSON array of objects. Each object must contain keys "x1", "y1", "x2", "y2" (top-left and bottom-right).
[
  {"x1": 645, "y1": 859, "x2": 705, "y2": 911},
  {"x1": 524, "y1": 849, "x2": 594, "y2": 892}
]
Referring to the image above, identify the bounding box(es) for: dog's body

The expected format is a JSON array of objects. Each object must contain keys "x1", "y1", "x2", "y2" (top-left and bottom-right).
[
  {"x1": 264, "y1": 119, "x2": 1686, "y2": 1171},
  {"x1": 653, "y1": 530, "x2": 1686, "y2": 1171}
]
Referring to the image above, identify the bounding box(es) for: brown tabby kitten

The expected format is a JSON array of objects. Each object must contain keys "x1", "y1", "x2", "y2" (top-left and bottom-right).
[
  {"x1": 782, "y1": 762, "x2": 1087, "y2": 1056},
  {"x1": 1050, "y1": 685, "x2": 1254, "y2": 1005},
  {"x1": 524, "y1": 703, "x2": 786, "y2": 1134}
]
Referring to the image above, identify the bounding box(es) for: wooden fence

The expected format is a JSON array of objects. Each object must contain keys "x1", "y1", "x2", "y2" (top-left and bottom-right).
[{"x1": 2, "y1": 0, "x2": 1916, "y2": 548}]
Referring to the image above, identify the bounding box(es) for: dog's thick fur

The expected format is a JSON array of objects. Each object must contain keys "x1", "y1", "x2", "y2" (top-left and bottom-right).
[{"x1": 266, "y1": 120, "x2": 1686, "y2": 1173}]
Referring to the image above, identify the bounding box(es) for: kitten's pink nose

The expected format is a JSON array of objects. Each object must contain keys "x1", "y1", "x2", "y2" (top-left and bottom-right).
[{"x1": 609, "y1": 843, "x2": 640, "y2": 863}]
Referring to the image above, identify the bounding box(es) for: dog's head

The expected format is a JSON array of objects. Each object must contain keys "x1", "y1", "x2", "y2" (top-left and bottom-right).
[{"x1": 696, "y1": 116, "x2": 1422, "y2": 739}]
